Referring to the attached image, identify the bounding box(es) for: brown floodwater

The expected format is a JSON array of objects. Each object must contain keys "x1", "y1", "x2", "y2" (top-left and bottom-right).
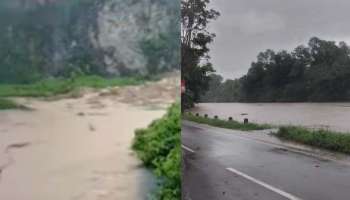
[
  {"x1": 191, "y1": 103, "x2": 350, "y2": 132},
  {"x1": 0, "y1": 74, "x2": 179, "y2": 200}
]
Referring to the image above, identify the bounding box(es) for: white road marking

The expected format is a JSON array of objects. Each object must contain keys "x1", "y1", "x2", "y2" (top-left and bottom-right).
[
  {"x1": 182, "y1": 145, "x2": 195, "y2": 153},
  {"x1": 226, "y1": 167, "x2": 303, "y2": 200}
]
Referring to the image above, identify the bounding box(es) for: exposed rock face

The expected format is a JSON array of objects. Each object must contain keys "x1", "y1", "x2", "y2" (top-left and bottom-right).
[
  {"x1": 93, "y1": 0, "x2": 179, "y2": 75},
  {"x1": 0, "y1": 0, "x2": 180, "y2": 83}
]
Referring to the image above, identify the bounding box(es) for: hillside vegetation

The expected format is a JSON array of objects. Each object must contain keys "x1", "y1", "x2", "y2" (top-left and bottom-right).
[
  {"x1": 0, "y1": 76, "x2": 145, "y2": 98},
  {"x1": 0, "y1": 0, "x2": 180, "y2": 111},
  {"x1": 0, "y1": 0, "x2": 179, "y2": 84}
]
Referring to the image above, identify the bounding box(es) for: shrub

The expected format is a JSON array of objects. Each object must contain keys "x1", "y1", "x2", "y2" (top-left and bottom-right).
[
  {"x1": 276, "y1": 126, "x2": 350, "y2": 154},
  {"x1": 133, "y1": 103, "x2": 181, "y2": 200}
]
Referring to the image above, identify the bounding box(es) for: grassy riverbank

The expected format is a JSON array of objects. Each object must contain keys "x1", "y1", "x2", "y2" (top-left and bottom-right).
[
  {"x1": 0, "y1": 75, "x2": 147, "y2": 110},
  {"x1": 132, "y1": 103, "x2": 181, "y2": 200},
  {"x1": 276, "y1": 126, "x2": 350, "y2": 154},
  {"x1": 183, "y1": 112, "x2": 271, "y2": 131},
  {"x1": 0, "y1": 75, "x2": 146, "y2": 98}
]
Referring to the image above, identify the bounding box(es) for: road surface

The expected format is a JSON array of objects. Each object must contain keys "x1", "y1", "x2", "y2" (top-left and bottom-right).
[{"x1": 182, "y1": 121, "x2": 350, "y2": 200}]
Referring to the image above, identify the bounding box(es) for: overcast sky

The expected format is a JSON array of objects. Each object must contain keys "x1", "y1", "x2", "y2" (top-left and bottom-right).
[{"x1": 208, "y1": 0, "x2": 350, "y2": 79}]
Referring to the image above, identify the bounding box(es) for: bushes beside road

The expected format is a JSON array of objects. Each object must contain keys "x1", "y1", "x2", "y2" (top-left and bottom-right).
[
  {"x1": 132, "y1": 103, "x2": 181, "y2": 200},
  {"x1": 276, "y1": 126, "x2": 350, "y2": 154}
]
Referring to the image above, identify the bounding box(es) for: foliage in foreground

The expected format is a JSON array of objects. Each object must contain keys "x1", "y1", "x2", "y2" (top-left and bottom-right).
[
  {"x1": 276, "y1": 126, "x2": 350, "y2": 154},
  {"x1": 0, "y1": 75, "x2": 145, "y2": 98},
  {"x1": 183, "y1": 113, "x2": 271, "y2": 131},
  {"x1": 132, "y1": 103, "x2": 181, "y2": 200}
]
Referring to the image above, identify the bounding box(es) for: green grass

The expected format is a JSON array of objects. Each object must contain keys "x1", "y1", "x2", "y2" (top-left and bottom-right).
[
  {"x1": 0, "y1": 98, "x2": 21, "y2": 110},
  {"x1": 276, "y1": 126, "x2": 350, "y2": 154},
  {"x1": 132, "y1": 103, "x2": 181, "y2": 200},
  {"x1": 0, "y1": 75, "x2": 146, "y2": 98},
  {"x1": 183, "y1": 113, "x2": 271, "y2": 131}
]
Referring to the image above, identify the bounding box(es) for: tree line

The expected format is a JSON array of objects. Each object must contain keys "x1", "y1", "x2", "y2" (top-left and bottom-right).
[
  {"x1": 181, "y1": 0, "x2": 220, "y2": 109},
  {"x1": 202, "y1": 37, "x2": 350, "y2": 102}
]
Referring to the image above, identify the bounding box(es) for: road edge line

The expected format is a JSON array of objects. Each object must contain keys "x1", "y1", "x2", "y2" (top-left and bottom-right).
[
  {"x1": 226, "y1": 167, "x2": 302, "y2": 200},
  {"x1": 182, "y1": 144, "x2": 195, "y2": 153}
]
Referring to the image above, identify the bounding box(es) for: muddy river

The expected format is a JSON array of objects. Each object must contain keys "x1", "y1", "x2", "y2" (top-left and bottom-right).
[
  {"x1": 192, "y1": 103, "x2": 350, "y2": 132},
  {"x1": 0, "y1": 75, "x2": 178, "y2": 200}
]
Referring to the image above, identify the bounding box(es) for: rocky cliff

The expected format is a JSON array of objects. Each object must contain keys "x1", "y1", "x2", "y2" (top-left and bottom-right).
[{"x1": 0, "y1": 0, "x2": 180, "y2": 83}]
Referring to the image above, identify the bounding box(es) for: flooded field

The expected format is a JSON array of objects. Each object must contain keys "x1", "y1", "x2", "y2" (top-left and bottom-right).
[
  {"x1": 192, "y1": 103, "x2": 350, "y2": 132},
  {"x1": 0, "y1": 75, "x2": 179, "y2": 200}
]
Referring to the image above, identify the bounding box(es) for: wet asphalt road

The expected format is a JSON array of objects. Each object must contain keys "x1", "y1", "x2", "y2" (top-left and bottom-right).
[{"x1": 182, "y1": 121, "x2": 350, "y2": 200}]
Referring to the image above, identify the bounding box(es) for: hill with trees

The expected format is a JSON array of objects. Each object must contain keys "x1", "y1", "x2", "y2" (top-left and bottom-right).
[
  {"x1": 0, "y1": 0, "x2": 180, "y2": 84},
  {"x1": 202, "y1": 37, "x2": 350, "y2": 102}
]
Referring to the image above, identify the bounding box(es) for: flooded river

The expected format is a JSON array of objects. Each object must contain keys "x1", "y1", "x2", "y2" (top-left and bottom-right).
[
  {"x1": 192, "y1": 103, "x2": 350, "y2": 132},
  {"x1": 0, "y1": 75, "x2": 178, "y2": 200}
]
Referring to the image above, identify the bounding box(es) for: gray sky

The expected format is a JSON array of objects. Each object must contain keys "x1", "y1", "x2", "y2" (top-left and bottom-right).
[{"x1": 208, "y1": 0, "x2": 350, "y2": 79}]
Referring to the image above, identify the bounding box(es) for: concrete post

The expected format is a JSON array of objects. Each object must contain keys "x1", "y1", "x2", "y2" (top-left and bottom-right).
[{"x1": 244, "y1": 118, "x2": 249, "y2": 124}]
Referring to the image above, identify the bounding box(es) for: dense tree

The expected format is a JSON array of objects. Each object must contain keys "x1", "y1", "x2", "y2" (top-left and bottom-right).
[
  {"x1": 202, "y1": 37, "x2": 350, "y2": 102},
  {"x1": 200, "y1": 74, "x2": 223, "y2": 102},
  {"x1": 181, "y1": 0, "x2": 220, "y2": 109},
  {"x1": 0, "y1": 0, "x2": 104, "y2": 84},
  {"x1": 201, "y1": 74, "x2": 242, "y2": 102}
]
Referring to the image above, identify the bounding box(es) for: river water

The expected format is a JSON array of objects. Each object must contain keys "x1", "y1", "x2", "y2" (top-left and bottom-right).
[
  {"x1": 0, "y1": 74, "x2": 179, "y2": 200},
  {"x1": 191, "y1": 103, "x2": 350, "y2": 132}
]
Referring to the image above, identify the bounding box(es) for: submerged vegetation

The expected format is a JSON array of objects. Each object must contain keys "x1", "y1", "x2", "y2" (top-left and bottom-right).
[
  {"x1": 276, "y1": 126, "x2": 350, "y2": 154},
  {"x1": 0, "y1": 75, "x2": 145, "y2": 98},
  {"x1": 0, "y1": 98, "x2": 21, "y2": 110},
  {"x1": 133, "y1": 103, "x2": 181, "y2": 200},
  {"x1": 183, "y1": 113, "x2": 271, "y2": 131}
]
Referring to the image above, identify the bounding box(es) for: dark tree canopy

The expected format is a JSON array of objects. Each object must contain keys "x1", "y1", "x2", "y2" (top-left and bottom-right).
[
  {"x1": 201, "y1": 37, "x2": 350, "y2": 102},
  {"x1": 0, "y1": 0, "x2": 105, "y2": 84},
  {"x1": 201, "y1": 74, "x2": 242, "y2": 102}
]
